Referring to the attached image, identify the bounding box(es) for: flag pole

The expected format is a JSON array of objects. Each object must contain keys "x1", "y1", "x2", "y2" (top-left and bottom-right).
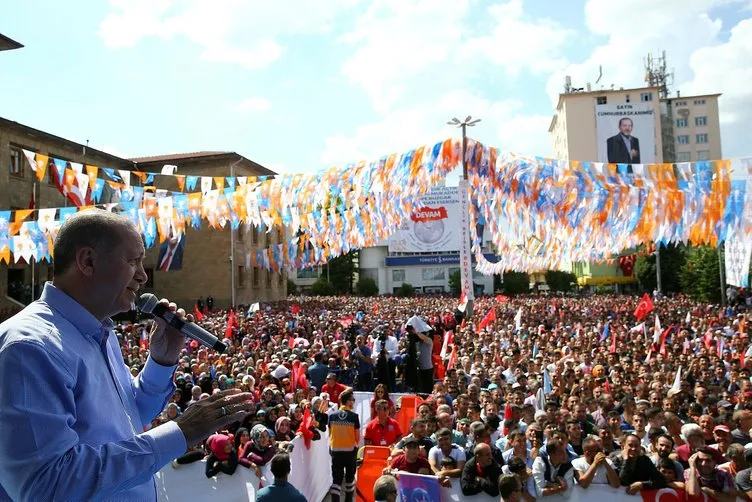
[{"x1": 448, "y1": 116, "x2": 481, "y2": 319}]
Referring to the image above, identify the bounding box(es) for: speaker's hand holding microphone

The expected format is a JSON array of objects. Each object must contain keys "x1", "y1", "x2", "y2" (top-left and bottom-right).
[{"x1": 137, "y1": 294, "x2": 226, "y2": 366}]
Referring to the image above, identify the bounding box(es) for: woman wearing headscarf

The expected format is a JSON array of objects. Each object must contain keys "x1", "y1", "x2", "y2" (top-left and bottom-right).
[
  {"x1": 239, "y1": 424, "x2": 277, "y2": 478},
  {"x1": 204, "y1": 434, "x2": 238, "y2": 478},
  {"x1": 275, "y1": 417, "x2": 295, "y2": 443}
]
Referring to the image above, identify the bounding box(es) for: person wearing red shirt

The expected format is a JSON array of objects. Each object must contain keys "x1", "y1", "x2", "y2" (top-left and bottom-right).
[
  {"x1": 365, "y1": 399, "x2": 403, "y2": 447},
  {"x1": 322, "y1": 373, "x2": 349, "y2": 405},
  {"x1": 386, "y1": 438, "x2": 431, "y2": 474}
]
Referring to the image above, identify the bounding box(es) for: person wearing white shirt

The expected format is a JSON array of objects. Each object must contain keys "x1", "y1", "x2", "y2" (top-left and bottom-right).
[
  {"x1": 572, "y1": 437, "x2": 621, "y2": 488},
  {"x1": 532, "y1": 440, "x2": 574, "y2": 498}
]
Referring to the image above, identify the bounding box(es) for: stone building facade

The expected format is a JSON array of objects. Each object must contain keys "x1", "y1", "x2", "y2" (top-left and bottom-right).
[
  {"x1": 0, "y1": 117, "x2": 286, "y2": 311},
  {"x1": 129, "y1": 152, "x2": 287, "y2": 309}
]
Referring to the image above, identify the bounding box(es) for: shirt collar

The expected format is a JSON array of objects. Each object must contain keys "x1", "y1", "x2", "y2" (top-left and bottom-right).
[{"x1": 41, "y1": 282, "x2": 114, "y2": 343}]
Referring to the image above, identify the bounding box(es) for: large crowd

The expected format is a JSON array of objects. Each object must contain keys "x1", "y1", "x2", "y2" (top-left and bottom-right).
[{"x1": 113, "y1": 290, "x2": 752, "y2": 501}]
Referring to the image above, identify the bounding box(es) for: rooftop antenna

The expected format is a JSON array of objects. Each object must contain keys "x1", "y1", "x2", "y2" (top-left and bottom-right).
[{"x1": 644, "y1": 51, "x2": 673, "y2": 99}]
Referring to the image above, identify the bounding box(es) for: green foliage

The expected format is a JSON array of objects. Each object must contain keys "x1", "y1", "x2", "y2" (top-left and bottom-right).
[
  {"x1": 635, "y1": 243, "x2": 685, "y2": 294},
  {"x1": 286, "y1": 279, "x2": 297, "y2": 295},
  {"x1": 448, "y1": 270, "x2": 461, "y2": 294},
  {"x1": 327, "y1": 251, "x2": 356, "y2": 294},
  {"x1": 544, "y1": 270, "x2": 577, "y2": 292},
  {"x1": 502, "y1": 271, "x2": 530, "y2": 295},
  {"x1": 356, "y1": 277, "x2": 379, "y2": 297},
  {"x1": 680, "y1": 245, "x2": 722, "y2": 303},
  {"x1": 396, "y1": 283, "x2": 416, "y2": 298},
  {"x1": 309, "y1": 278, "x2": 334, "y2": 296}
]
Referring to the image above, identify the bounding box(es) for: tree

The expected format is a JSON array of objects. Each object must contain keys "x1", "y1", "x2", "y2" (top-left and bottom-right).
[
  {"x1": 356, "y1": 278, "x2": 379, "y2": 297},
  {"x1": 287, "y1": 279, "x2": 297, "y2": 295},
  {"x1": 502, "y1": 271, "x2": 530, "y2": 295},
  {"x1": 635, "y1": 243, "x2": 685, "y2": 294},
  {"x1": 396, "y1": 283, "x2": 416, "y2": 298},
  {"x1": 448, "y1": 270, "x2": 461, "y2": 294},
  {"x1": 544, "y1": 270, "x2": 577, "y2": 292},
  {"x1": 326, "y1": 251, "x2": 356, "y2": 294},
  {"x1": 680, "y1": 245, "x2": 722, "y2": 303},
  {"x1": 309, "y1": 278, "x2": 334, "y2": 296}
]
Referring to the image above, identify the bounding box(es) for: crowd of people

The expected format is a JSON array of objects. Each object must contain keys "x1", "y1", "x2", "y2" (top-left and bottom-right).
[{"x1": 111, "y1": 290, "x2": 752, "y2": 501}]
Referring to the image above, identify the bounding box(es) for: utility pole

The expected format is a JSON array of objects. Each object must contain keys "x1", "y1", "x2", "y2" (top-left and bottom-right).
[
  {"x1": 447, "y1": 116, "x2": 480, "y2": 318},
  {"x1": 719, "y1": 244, "x2": 727, "y2": 306},
  {"x1": 655, "y1": 244, "x2": 662, "y2": 296}
]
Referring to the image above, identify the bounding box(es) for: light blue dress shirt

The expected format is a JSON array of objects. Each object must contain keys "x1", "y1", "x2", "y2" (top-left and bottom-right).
[{"x1": 0, "y1": 283, "x2": 187, "y2": 501}]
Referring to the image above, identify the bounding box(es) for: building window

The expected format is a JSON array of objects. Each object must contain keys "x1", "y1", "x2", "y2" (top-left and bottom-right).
[
  {"x1": 694, "y1": 99, "x2": 706, "y2": 105},
  {"x1": 237, "y1": 225, "x2": 244, "y2": 242},
  {"x1": 9, "y1": 146, "x2": 23, "y2": 177},
  {"x1": 676, "y1": 152, "x2": 691, "y2": 163},
  {"x1": 253, "y1": 268, "x2": 260, "y2": 287},
  {"x1": 266, "y1": 270, "x2": 272, "y2": 286},
  {"x1": 674, "y1": 101, "x2": 687, "y2": 107},
  {"x1": 252, "y1": 227, "x2": 259, "y2": 245},
  {"x1": 676, "y1": 118, "x2": 688, "y2": 128},
  {"x1": 392, "y1": 269, "x2": 405, "y2": 282},
  {"x1": 238, "y1": 266, "x2": 245, "y2": 287},
  {"x1": 298, "y1": 267, "x2": 319, "y2": 279},
  {"x1": 625, "y1": 94, "x2": 631, "y2": 103},
  {"x1": 695, "y1": 116, "x2": 707, "y2": 126},
  {"x1": 421, "y1": 268, "x2": 445, "y2": 281},
  {"x1": 596, "y1": 96, "x2": 607, "y2": 105},
  {"x1": 640, "y1": 92, "x2": 653, "y2": 102},
  {"x1": 278, "y1": 271, "x2": 284, "y2": 285},
  {"x1": 677, "y1": 135, "x2": 690, "y2": 145},
  {"x1": 697, "y1": 150, "x2": 710, "y2": 161},
  {"x1": 696, "y1": 134, "x2": 708, "y2": 144}
]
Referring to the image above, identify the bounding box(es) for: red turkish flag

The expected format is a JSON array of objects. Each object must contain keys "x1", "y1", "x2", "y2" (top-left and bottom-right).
[
  {"x1": 193, "y1": 305, "x2": 204, "y2": 322},
  {"x1": 478, "y1": 308, "x2": 496, "y2": 331},
  {"x1": 633, "y1": 293, "x2": 654, "y2": 321},
  {"x1": 291, "y1": 304, "x2": 301, "y2": 315},
  {"x1": 224, "y1": 309, "x2": 236, "y2": 340},
  {"x1": 297, "y1": 406, "x2": 315, "y2": 449}
]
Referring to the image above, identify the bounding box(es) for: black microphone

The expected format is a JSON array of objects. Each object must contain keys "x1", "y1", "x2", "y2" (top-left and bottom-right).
[{"x1": 137, "y1": 293, "x2": 226, "y2": 353}]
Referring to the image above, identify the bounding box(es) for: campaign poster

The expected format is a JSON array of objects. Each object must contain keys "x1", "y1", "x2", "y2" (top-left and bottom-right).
[
  {"x1": 595, "y1": 102, "x2": 657, "y2": 165},
  {"x1": 157, "y1": 231, "x2": 186, "y2": 271},
  {"x1": 388, "y1": 186, "x2": 460, "y2": 253}
]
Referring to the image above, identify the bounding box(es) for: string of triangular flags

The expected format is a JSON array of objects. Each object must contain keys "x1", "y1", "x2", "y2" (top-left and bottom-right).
[{"x1": 3, "y1": 141, "x2": 751, "y2": 273}]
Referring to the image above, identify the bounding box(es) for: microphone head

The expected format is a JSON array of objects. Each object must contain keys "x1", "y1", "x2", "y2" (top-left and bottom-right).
[{"x1": 137, "y1": 293, "x2": 159, "y2": 314}]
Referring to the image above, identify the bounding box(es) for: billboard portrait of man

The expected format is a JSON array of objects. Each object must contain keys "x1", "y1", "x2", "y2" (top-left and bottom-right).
[
  {"x1": 157, "y1": 231, "x2": 185, "y2": 272},
  {"x1": 606, "y1": 117, "x2": 640, "y2": 164}
]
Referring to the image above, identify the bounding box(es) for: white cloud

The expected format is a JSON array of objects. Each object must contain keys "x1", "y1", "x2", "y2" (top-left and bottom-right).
[
  {"x1": 238, "y1": 96, "x2": 272, "y2": 112},
  {"x1": 681, "y1": 18, "x2": 752, "y2": 157},
  {"x1": 546, "y1": 0, "x2": 752, "y2": 159},
  {"x1": 327, "y1": 0, "x2": 571, "y2": 164},
  {"x1": 99, "y1": 0, "x2": 359, "y2": 68},
  {"x1": 338, "y1": 0, "x2": 471, "y2": 113},
  {"x1": 321, "y1": 89, "x2": 552, "y2": 167},
  {"x1": 546, "y1": 0, "x2": 731, "y2": 103},
  {"x1": 461, "y1": 0, "x2": 576, "y2": 77}
]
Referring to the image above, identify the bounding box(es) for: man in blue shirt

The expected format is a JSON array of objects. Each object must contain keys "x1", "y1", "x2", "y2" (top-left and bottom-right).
[
  {"x1": 308, "y1": 351, "x2": 330, "y2": 390},
  {"x1": 0, "y1": 210, "x2": 254, "y2": 501},
  {"x1": 256, "y1": 452, "x2": 306, "y2": 502}
]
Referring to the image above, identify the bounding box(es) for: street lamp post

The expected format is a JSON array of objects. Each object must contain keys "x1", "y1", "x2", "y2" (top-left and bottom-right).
[{"x1": 447, "y1": 116, "x2": 481, "y2": 319}]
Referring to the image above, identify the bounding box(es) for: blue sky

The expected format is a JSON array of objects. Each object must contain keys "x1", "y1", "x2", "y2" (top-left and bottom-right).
[{"x1": 2, "y1": 0, "x2": 751, "y2": 176}]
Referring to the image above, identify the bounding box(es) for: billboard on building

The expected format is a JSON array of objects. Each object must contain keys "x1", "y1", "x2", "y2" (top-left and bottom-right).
[
  {"x1": 595, "y1": 102, "x2": 656, "y2": 165},
  {"x1": 388, "y1": 186, "x2": 460, "y2": 253}
]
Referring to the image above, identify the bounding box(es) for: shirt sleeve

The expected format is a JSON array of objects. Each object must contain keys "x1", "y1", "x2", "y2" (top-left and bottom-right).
[
  {"x1": 131, "y1": 355, "x2": 179, "y2": 426},
  {"x1": 531, "y1": 457, "x2": 547, "y2": 496},
  {"x1": 0, "y1": 341, "x2": 187, "y2": 502}
]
